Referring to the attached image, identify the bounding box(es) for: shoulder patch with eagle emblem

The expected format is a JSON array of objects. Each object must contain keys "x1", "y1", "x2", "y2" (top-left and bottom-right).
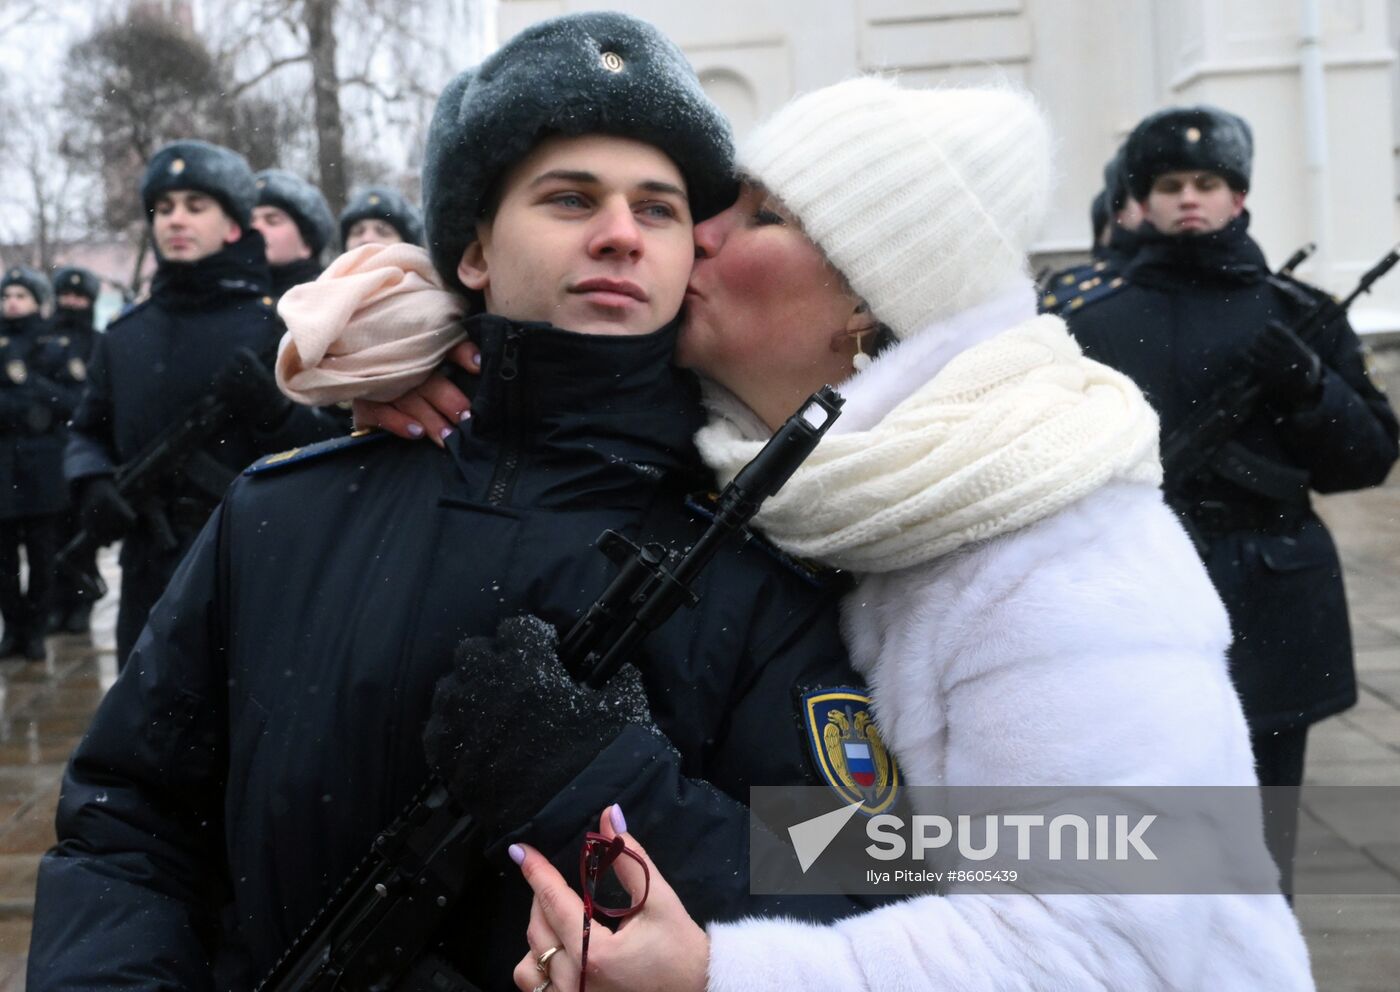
[{"x1": 801, "y1": 687, "x2": 900, "y2": 814}]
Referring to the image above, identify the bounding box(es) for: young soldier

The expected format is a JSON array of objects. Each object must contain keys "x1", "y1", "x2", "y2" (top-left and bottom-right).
[
  {"x1": 30, "y1": 14, "x2": 877, "y2": 990},
  {"x1": 49, "y1": 265, "x2": 101, "y2": 359},
  {"x1": 45, "y1": 266, "x2": 102, "y2": 633},
  {"x1": 1040, "y1": 147, "x2": 1141, "y2": 316},
  {"x1": 63, "y1": 140, "x2": 339, "y2": 667},
  {"x1": 1063, "y1": 105, "x2": 1399, "y2": 893},
  {"x1": 339, "y1": 184, "x2": 424, "y2": 250},
  {"x1": 0, "y1": 267, "x2": 85, "y2": 658},
  {"x1": 252, "y1": 168, "x2": 336, "y2": 298}
]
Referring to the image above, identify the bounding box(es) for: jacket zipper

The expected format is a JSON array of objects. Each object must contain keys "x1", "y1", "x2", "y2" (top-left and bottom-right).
[{"x1": 486, "y1": 329, "x2": 525, "y2": 505}]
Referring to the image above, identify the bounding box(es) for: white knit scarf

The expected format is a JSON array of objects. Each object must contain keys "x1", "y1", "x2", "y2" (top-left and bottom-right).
[{"x1": 695, "y1": 291, "x2": 1163, "y2": 573}]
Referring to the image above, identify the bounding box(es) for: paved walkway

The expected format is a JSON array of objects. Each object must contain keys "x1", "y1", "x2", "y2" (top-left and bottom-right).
[{"x1": 0, "y1": 479, "x2": 1396, "y2": 988}]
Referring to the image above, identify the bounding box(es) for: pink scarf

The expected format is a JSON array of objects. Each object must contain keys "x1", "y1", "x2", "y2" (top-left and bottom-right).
[{"x1": 275, "y1": 243, "x2": 468, "y2": 404}]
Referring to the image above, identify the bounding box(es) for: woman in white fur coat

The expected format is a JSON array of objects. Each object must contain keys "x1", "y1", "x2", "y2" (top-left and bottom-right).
[{"x1": 500, "y1": 78, "x2": 1316, "y2": 992}]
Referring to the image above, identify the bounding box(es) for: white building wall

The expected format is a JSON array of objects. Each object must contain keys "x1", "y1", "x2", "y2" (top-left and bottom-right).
[{"x1": 498, "y1": 0, "x2": 1400, "y2": 326}]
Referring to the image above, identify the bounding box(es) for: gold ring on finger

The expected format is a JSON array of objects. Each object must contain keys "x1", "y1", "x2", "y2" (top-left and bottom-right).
[{"x1": 536, "y1": 945, "x2": 563, "y2": 975}]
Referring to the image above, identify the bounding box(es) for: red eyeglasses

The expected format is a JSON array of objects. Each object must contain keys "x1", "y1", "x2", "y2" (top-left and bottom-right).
[{"x1": 577, "y1": 831, "x2": 649, "y2": 992}]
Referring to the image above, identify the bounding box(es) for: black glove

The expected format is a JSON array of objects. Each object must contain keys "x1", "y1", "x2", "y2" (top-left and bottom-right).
[
  {"x1": 214, "y1": 347, "x2": 291, "y2": 429},
  {"x1": 1248, "y1": 321, "x2": 1323, "y2": 406},
  {"x1": 79, "y1": 476, "x2": 137, "y2": 544},
  {"x1": 422, "y1": 615, "x2": 654, "y2": 839}
]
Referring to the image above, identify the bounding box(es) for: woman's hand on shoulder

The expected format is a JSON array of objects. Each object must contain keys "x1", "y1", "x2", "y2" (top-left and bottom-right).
[
  {"x1": 351, "y1": 340, "x2": 480, "y2": 447},
  {"x1": 510, "y1": 805, "x2": 709, "y2": 992}
]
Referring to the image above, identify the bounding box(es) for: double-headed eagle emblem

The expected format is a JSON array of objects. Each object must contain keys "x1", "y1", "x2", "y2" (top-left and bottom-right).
[{"x1": 802, "y1": 688, "x2": 899, "y2": 814}]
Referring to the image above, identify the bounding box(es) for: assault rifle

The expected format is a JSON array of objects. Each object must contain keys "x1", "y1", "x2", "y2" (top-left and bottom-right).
[
  {"x1": 254, "y1": 386, "x2": 845, "y2": 991},
  {"x1": 1160, "y1": 244, "x2": 1400, "y2": 502},
  {"x1": 54, "y1": 352, "x2": 269, "y2": 601}
]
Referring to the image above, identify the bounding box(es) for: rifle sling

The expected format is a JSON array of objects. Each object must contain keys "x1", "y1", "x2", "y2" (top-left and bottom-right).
[{"x1": 1207, "y1": 441, "x2": 1310, "y2": 504}]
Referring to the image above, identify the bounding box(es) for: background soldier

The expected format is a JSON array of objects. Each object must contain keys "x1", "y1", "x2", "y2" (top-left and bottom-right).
[
  {"x1": 0, "y1": 267, "x2": 85, "y2": 659},
  {"x1": 64, "y1": 140, "x2": 338, "y2": 667},
  {"x1": 1040, "y1": 148, "x2": 1140, "y2": 315},
  {"x1": 49, "y1": 266, "x2": 101, "y2": 360},
  {"x1": 251, "y1": 168, "x2": 337, "y2": 298},
  {"x1": 339, "y1": 185, "x2": 425, "y2": 250},
  {"x1": 1063, "y1": 105, "x2": 1399, "y2": 892},
  {"x1": 46, "y1": 266, "x2": 102, "y2": 634}
]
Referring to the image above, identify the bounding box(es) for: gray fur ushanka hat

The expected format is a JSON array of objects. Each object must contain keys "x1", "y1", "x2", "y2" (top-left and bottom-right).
[
  {"x1": 141, "y1": 140, "x2": 258, "y2": 227},
  {"x1": 2, "y1": 265, "x2": 52, "y2": 307},
  {"x1": 422, "y1": 11, "x2": 737, "y2": 291},
  {"x1": 255, "y1": 169, "x2": 337, "y2": 256},
  {"x1": 1124, "y1": 106, "x2": 1253, "y2": 201},
  {"x1": 339, "y1": 186, "x2": 425, "y2": 248},
  {"x1": 52, "y1": 266, "x2": 100, "y2": 303}
]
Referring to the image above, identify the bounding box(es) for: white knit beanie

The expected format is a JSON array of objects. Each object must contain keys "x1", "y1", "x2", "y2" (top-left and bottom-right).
[{"x1": 736, "y1": 76, "x2": 1052, "y2": 338}]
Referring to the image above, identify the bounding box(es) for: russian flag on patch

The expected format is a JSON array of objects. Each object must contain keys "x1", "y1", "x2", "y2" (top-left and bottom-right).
[{"x1": 843, "y1": 741, "x2": 876, "y2": 787}]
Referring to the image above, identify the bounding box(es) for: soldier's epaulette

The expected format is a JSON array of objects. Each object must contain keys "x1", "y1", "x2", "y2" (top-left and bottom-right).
[
  {"x1": 1050, "y1": 270, "x2": 1128, "y2": 317},
  {"x1": 683, "y1": 491, "x2": 838, "y2": 588},
  {"x1": 1039, "y1": 259, "x2": 1120, "y2": 314},
  {"x1": 104, "y1": 298, "x2": 151, "y2": 329},
  {"x1": 244, "y1": 428, "x2": 391, "y2": 476}
]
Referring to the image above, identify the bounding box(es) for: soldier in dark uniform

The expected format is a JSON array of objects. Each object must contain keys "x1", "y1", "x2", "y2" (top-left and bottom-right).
[
  {"x1": 1041, "y1": 148, "x2": 1142, "y2": 316},
  {"x1": 339, "y1": 184, "x2": 425, "y2": 250},
  {"x1": 1063, "y1": 105, "x2": 1399, "y2": 892},
  {"x1": 49, "y1": 266, "x2": 101, "y2": 359},
  {"x1": 46, "y1": 266, "x2": 102, "y2": 634},
  {"x1": 251, "y1": 168, "x2": 336, "y2": 298},
  {"x1": 0, "y1": 267, "x2": 86, "y2": 659},
  {"x1": 63, "y1": 140, "x2": 340, "y2": 668},
  {"x1": 29, "y1": 14, "x2": 884, "y2": 989}
]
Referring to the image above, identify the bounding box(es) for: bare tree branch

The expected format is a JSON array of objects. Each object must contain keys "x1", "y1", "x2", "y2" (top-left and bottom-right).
[
  {"x1": 0, "y1": 0, "x2": 45, "y2": 40},
  {"x1": 226, "y1": 53, "x2": 312, "y2": 99}
]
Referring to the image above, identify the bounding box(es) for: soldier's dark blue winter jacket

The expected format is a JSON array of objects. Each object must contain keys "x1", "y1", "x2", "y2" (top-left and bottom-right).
[
  {"x1": 0, "y1": 313, "x2": 85, "y2": 520},
  {"x1": 1066, "y1": 215, "x2": 1398, "y2": 731},
  {"x1": 30, "y1": 314, "x2": 872, "y2": 990},
  {"x1": 63, "y1": 232, "x2": 339, "y2": 661}
]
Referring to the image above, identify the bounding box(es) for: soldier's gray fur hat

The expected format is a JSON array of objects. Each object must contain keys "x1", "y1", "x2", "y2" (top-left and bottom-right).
[
  {"x1": 255, "y1": 169, "x2": 337, "y2": 256},
  {"x1": 51, "y1": 266, "x2": 101, "y2": 303},
  {"x1": 1124, "y1": 106, "x2": 1253, "y2": 201},
  {"x1": 422, "y1": 11, "x2": 736, "y2": 292},
  {"x1": 2, "y1": 265, "x2": 52, "y2": 307},
  {"x1": 141, "y1": 140, "x2": 258, "y2": 227},
  {"x1": 339, "y1": 186, "x2": 425, "y2": 248}
]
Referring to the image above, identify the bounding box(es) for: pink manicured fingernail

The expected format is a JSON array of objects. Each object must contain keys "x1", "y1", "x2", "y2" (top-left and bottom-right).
[
  {"x1": 440, "y1": 426, "x2": 454, "y2": 441},
  {"x1": 472, "y1": 353, "x2": 482, "y2": 369},
  {"x1": 406, "y1": 422, "x2": 424, "y2": 438},
  {"x1": 458, "y1": 409, "x2": 472, "y2": 422},
  {"x1": 509, "y1": 844, "x2": 525, "y2": 865},
  {"x1": 610, "y1": 804, "x2": 627, "y2": 834}
]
